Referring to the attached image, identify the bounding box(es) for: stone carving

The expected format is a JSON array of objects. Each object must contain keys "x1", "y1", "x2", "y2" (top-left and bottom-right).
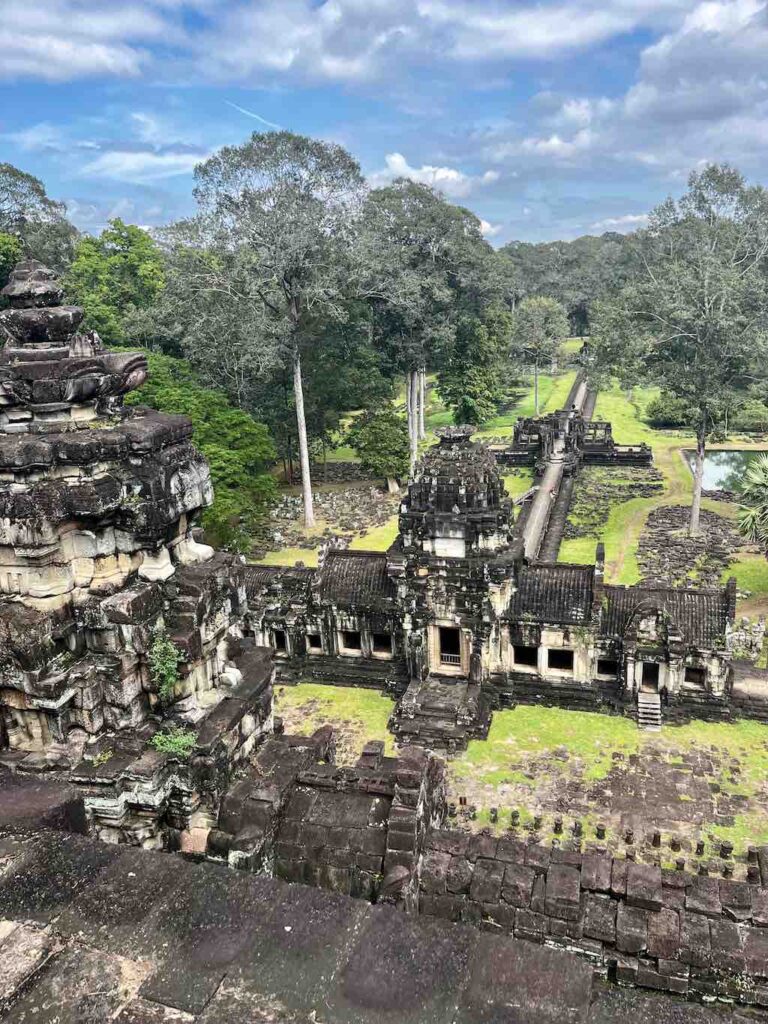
[{"x1": 0, "y1": 260, "x2": 273, "y2": 848}]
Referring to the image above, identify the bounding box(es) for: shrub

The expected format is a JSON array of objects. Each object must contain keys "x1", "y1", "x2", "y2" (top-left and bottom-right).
[
  {"x1": 148, "y1": 626, "x2": 182, "y2": 703},
  {"x1": 150, "y1": 726, "x2": 198, "y2": 759}
]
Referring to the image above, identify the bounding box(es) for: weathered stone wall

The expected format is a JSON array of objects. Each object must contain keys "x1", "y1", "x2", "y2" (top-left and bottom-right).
[{"x1": 417, "y1": 827, "x2": 768, "y2": 1006}]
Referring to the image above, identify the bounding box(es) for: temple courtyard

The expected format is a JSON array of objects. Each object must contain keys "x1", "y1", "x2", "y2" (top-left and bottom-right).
[{"x1": 276, "y1": 684, "x2": 768, "y2": 873}]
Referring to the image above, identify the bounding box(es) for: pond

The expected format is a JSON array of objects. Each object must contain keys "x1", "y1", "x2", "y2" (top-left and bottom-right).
[{"x1": 684, "y1": 449, "x2": 764, "y2": 491}]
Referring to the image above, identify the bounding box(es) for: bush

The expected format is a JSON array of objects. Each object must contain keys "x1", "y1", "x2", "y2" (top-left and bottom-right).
[
  {"x1": 148, "y1": 626, "x2": 182, "y2": 703},
  {"x1": 644, "y1": 393, "x2": 691, "y2": 428},
  {"x1": 122, "y1": 350, "x2": 276, "y2": 551},
  {"x1": 150, "y1": 726, "x2": 198, "y2": 759},
  {"x1": 347, "y1": 409, "x2": 410, "y2": 483}
]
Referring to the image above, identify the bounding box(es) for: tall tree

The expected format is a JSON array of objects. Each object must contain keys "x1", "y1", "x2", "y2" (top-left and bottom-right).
[
  {"x1": 592, "y1": 164, "x2": 768, "y2": 535},
  {"x1": 64, "y1": 219, "x2": 165, "y2": 344},
  {"x1": 192, "y1": 132, "x2": 366, "y2": 527},
  {"x1": 510, "y1": 296, "x2": 569, "y2": 415},
  {"x1": 361, "y1": 179, "x2": 491, "y2": 470},
  {"x1": 0, "y1": 163, "x2": 78, "y2": 271},
  {"x1": 438, "y1": 307, "x2": 511, "y2": 425}
]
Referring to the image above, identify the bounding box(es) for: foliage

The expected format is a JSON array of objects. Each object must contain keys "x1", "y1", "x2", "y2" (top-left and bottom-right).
[
  {"x1": 738, "y1": 453, "x2": 768, "y2": 549},
  {"x1": 499, "y1": 231, "x2": 637, "y2": 334},
  {"x1": 0, "y1": 162, "x2": 78, "y2": 271},
  {"x1": 510, "y1": 296, "x2": 569, "y2": 415},
  {"x1": 150, "y1": 725, "x2": 198, "y2": 758},
  {"x1": 148, "y1": 626, "x2": 183, "y2": 703},
  {"x1": 124, "y1": 350, "x2": 276, "y2": 550},
  {"x1": 0, "y1": 231, "x2": 22, "y2": 289},
  {"x1": 591, "y1": 163, "x2": 768, "y2": 534},
  {"x1": 644, "y1": 393, "x2": 692, "y2": 428},
  {"x1": 438, "y1": 308, "x2": 511, "y2": 424},
  {"x1": 347, "y1": 408, "x2": 410, "y2": 482},
  {"x1": 190, "y1": 131, "x2": 368, "y2": 527},
  {"x1": 64, "y1": 219, "x2": 165, "y2": 345}
]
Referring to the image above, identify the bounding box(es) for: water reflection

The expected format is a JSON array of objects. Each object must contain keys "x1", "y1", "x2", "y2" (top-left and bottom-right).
[{"x1": 684, "y1": 450, "x2": 761, "y2": 491}]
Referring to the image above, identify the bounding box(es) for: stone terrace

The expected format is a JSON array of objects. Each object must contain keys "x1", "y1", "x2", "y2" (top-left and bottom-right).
[{"x1": 0, "y1": 817, "x2": 760, "y2": 1024}]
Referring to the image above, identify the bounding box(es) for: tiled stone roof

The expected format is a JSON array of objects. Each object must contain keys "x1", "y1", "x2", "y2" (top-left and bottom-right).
[
  {"x1": 509, "y1": 564, "x2": 595, "y2": 625},
  {"x1": 601, "y1": 585, "x2": 731, "y2": 647},
  {"x1": 316, "y1": 550, "x2": 395, "y2": 609},
  {"x1": 244, "y1": 564, "x2": 314, "y2": 604}
]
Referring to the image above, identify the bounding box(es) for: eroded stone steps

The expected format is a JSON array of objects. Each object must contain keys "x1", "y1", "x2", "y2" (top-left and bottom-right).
[{"x1": 637, "y1": 690, "x2": 662, "y2": 730}]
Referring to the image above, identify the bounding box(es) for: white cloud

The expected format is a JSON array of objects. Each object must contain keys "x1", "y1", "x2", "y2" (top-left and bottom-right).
[
  {"x1": 479, "y1": 218, "x2": 502, "y2": 237},
  {"x1": 591, "y1": 213, "x2": 649, "y2": 231},
  {"x1": 80, "y1": 148, "x2": 206, "y2": 184},
  {"x1": 369, "y1": 152, "x2": 500, "y2": 198}
]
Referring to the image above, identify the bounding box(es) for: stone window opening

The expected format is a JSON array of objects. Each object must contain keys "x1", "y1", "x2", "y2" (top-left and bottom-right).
[
  {"x1": 272, "y1": 628, "x2": 287, "y2": 654},
  {"x1": 439, "y1": 626, "x2": 462, "y2": 667},
  {"x1": 513, "y1": 644, "x2": 538, "y2": 670},
  {"x1": 340, "y1": 630, "x2": 362, "y2": 654},
  {"x1": 547, "y1": 648, "x2": 574, "y2": 673},
  {"x1": 372, "y1": 632, "x2": 393, "y2": 657},
  {"x1": 684, "y1": 665, "x2": 707, "y2": 688},
  {"x1": 597, "y1": 658, "x2": 619, "y2": 678},
  {"x1": 306, "y1": 632, "x2": 323, "y2": 653}
]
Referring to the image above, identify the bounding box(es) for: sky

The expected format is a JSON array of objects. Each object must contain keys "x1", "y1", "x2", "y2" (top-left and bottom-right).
[{"x1": 1, "y1": 0, "x2": 767, "y2": 245}]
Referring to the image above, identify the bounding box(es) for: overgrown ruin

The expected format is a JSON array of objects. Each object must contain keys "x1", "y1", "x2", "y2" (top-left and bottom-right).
[{"x1": 3, "y1": 261, "x2": 768, "y2": 1018}]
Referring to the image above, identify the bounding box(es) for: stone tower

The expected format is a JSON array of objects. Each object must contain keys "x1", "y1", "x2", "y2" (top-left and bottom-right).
[
  {"x1": 0, "y1": 261, "x2": 272, "y2": 844},
  {"x1": 398, "y1": 425, "x2": 513, "y2": 558}
]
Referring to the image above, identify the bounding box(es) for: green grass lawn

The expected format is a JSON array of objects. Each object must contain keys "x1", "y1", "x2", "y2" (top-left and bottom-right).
[
  {"x1": 559, "y1": 382, "x2": 768, "y2": 597},
  {"x1": 503, "y1": 469, "x2": 535, "y2": 498},
  {"x1": 271, "y1": 686, "x2": 768, "y2": 862},
  {"x1": 348, "y1": 515, "x2": 400, "y2": 552},
  {"x1": 274, "y1": 683, "x2": 396, "y2": 761}
]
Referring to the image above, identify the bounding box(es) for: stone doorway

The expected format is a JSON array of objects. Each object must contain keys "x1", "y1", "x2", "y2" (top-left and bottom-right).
[
  {"x1": 438, "y1": 626, "x2": 462, "y2": 668},
  {"x1": 640, "y1": 661, "x2": 660, "y2": 692}
]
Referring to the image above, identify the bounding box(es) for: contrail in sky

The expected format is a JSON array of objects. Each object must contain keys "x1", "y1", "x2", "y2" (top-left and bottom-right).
[{"x1": 225, "y1": 101, "x2": 283, "y2": 130}]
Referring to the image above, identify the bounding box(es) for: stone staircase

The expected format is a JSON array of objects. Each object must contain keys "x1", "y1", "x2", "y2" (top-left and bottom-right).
[{"x1": 637, "y1": 689, "x2": 662, "y2": 730}]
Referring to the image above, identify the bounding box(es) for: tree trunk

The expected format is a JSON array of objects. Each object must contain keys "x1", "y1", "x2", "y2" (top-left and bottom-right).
[
  {"x1": 409, "y1": 369, "x2": 419, "y2": 474},
  {"x1": 405, "y1": 369, "x2": 412, "y2": 425},
  {"x1": 418, "y1": 366, "x2": 426, "y2": 440},
  {"x1": 689, "y1": 420, "x2": 706, "y2": 537},
  {"x1": 293, "y1": 347, "x2": 315, "y2": 528},
  {"x1": 322, "y1": 438, "x2": 328, "y2": 482},
  {"x1": 534, "y1": 361, "x2": 540, "y2": 417}
]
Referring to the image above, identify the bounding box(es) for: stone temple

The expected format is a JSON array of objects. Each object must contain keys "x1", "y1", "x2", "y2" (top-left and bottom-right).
[{"x1": 3, "y1": 261, "x2": 768, "y2": 1019}]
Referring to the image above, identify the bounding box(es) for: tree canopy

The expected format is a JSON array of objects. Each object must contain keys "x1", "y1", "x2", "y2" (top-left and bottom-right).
[
  {"x1": 123, "y1": 350, "x2": 276, "y2": 552},
  {"x1": 591, "y1": 163, "x2": 768, "y2": 534},
  {"x1": 64, "y1": 219, "x2": 165, "y2": 345}
]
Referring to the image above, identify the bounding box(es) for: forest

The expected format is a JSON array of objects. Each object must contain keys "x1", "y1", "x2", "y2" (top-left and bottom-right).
[{"x1": 3, "y1": 142, "x2": 768, "y2": 557}]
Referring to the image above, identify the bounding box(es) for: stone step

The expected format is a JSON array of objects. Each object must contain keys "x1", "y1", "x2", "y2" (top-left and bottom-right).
[{"x1": 637, "y1": 691, "x2": 662, "y2": 730}]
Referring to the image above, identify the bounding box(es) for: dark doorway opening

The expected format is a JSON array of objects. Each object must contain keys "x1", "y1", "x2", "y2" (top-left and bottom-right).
[
  {"x1": 513, "y1": 644, "x2": 538, "y2": 668},
  {"x1": 548, "y1": 648, "x2": 574, "y2": 672},
  {"x1": 341, "y1": 630, "x2": 362, "y2": 651},
  {"x1": 306, "y1": 633, "x2": 322, "y2": 652},
  {"x1": 272, "y1": 628, "x2": 287, "y2": 652},
  {"x1": 641, "y1": 662, "x2": 660, "y2": 690},
  {"x1": 684, "y1": 666, "x2": 706, "y2": 687},
  {"x1": 597, "y1": 658, "x2": 619, "y2": 678},
  {"x1": 439, "y1": 626, "x2": 462, "y2": 666},
  {"x1": 372, "y1": 632, "x2": 392, "y2": 654}
]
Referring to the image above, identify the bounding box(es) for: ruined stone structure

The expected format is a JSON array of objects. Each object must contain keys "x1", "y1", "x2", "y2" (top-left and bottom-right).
[
  {"x1": 248, "y1": 420, "x2": 739, "y2": 746},
  {"x1": 0, "y1": 261, "x2": 272, "y2": 846},
  {"x1": 3, "y1": 262, "x2": 768, "y2": 1017}
]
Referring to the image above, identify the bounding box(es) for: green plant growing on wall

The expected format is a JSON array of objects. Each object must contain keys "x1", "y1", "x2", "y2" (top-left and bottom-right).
[
  {"x1": 149, "y1": 725, "x2": 198, "y2": 759},
  {"x1": 148, "y1": 626, "x2": 182, "y2": 703}
]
